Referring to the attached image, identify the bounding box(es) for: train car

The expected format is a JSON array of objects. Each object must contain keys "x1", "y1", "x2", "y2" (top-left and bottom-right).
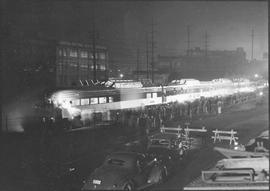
[{"x1": 46, "y1": 78, "x2": 256, "y2": 124}]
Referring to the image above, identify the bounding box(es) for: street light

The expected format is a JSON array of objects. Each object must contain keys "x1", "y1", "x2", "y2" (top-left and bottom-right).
[
  {"x1": 254, "y1": 74, "x2": 259, "y2": 78},
  {"x1": 120, "y1": 73, "x2": 124, "y2": 78}
]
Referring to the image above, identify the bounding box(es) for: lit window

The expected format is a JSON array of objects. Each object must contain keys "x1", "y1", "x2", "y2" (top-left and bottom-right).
[
  {"x1": 99, "y1": 97, "x2": 106, "y2": 104},
  {"x1": 152, "y1": 92, "x2": 157, "y2": 98},
  {"x1": 146, "y1": 93, "x2": 152, "y2": 99},
  {"x1": 69, "y1": 63, "x2": 77, "y2": 67},
  {"x1": 63, "y1": 49, "x2": 67, "y2": 57},
  {"x1": 58, "y1": 49, "x2": 62, "y2": 56},
  {"x1": 72, "y1": 99, "x2": 80, "y2": 106},
  {"x1": 100, "y1": 65, "x2": 106, "y2": 70},
  {"x1": 81, "y1": 51, "x2": 88, "y2": 58},
  {"x1": 90, "y1": 53, "x2": 98, "y2": 59},
  {"x1": 70, "y1": 50, "x2": 78, "y2": 57},
  {"x1": 99, "y1": 53, "x2": 106, "y2": 59},
  {"x1": 90, "y1": 97, "x2": 98, "y2": 104},
  {"x1": 108, "y1": 97, "x2": 113, "y2": 103},
  {"x1": 80, "y1": 98, "x2": 89, "y2": 105}
]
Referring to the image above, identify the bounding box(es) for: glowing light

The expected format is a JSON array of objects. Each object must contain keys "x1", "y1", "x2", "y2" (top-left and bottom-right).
[
  {"x1": 259, "y1": 92, "x2": 263, "y2": 96},
  {"x1": 254, "y1": 74, "x2": 259, "y2": 78},
  {"x1": 120, "y1": 73, "x2": 124, "y2": 78}
]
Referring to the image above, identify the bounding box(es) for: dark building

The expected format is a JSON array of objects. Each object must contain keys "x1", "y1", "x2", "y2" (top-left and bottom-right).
[
  {"x1": 157, "y1": 47, "x2": 248, "y2": 81},
  {"x1": 56, "y1": 41, "x2": 108, "y2": 87},
  {"x1": 2, "y1": 37, "x2": 109, "y2": 98}
]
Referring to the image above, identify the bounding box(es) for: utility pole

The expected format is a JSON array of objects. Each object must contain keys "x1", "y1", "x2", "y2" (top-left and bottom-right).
[
  {"x1": 251, "y1": 28, "x2": 254, "y2": 61},
  {"x1": 151, "y1": 18, "x2": 156, "y2": 83},
  {"x1": 186, "y1": 25, "x2": 191, "y2": 56},
  {"x1": 146, "y1": 32, "x2": 149, "y2": 79},
  {"x1": 204, "y1": 31, "x2": 209, "y2": 57},
  {"x1": 136, "y1": 48, "x2": 140, "y2": 80},
  {"x1": 90, "y1": 8, "x2": 98, "y2": 82},
  {"x1": 92, "y1": 19, "x2": 97, "y2": 82}
]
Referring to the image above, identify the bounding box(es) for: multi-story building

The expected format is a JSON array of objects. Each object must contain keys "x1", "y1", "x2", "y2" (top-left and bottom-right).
[
  {"x1": 56, "y1": 41, "x2": 108, "y2": 87},
  {"x1": 3, "y1": 38, "x2": 109, "y2": 92}
]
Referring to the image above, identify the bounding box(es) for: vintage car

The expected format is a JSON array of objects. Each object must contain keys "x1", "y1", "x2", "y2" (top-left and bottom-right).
[
  {"x1": 146, "y1": 146, "x2": 179, "y2": 178},
  {"x1": 81, "y1": 152, "x2": 167, "y2": 190}
]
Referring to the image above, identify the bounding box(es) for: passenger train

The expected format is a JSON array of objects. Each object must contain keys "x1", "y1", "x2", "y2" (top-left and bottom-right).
[{"x1": 47, "y1": 78, "x2": 258, "y2": 122}]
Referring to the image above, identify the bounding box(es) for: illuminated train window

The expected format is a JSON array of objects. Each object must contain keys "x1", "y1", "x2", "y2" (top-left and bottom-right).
[
  {"x1": 81, "y1": 98, "x2": 89, "y2": 105},
  {"x1": 90, "y1": 98, "x2": 98, "y2": 104},
  {"x1": 152, "y1": 92, "x2": 157, "y2": 98},
  {"x1": 146, "y1": 93, "x2": 152, "y2": 99},
  {"x1": 108, "y1": 97, "x2": 113, "y2": 103},
  {"x1": 99, "y1": 97, "x2": 107, "y2": 104}
]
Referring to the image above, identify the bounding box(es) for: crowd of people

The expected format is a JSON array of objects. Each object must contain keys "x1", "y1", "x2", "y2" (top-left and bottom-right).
[{"x1": 109, "y1": 91, "x2": 257, "y2": 138}]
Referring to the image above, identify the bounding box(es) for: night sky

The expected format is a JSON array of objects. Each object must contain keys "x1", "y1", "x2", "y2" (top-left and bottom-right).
[{"x1": 3, "y1": 1, "x2": 268, "y2": 69}]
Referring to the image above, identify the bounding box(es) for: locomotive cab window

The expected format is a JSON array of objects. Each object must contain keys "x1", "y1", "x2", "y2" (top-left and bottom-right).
[
  {"x1": 81, "y1": 98, "x2": 89, "y2": 105},
  {"x1": 72, "y1": 99, "x2": 80, "y2": 106}
]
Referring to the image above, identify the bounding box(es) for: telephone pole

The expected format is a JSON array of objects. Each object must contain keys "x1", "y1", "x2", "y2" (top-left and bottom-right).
[
  {"x1": 136, "y1": 48, "x2": 140, "y2": 80},
  {"x1": 251, "y1": 28, "x2": 254, "y2": 61},
  {"x1": 150, "y1": 18, "x2": 157, "y2": 83},
  {"x1": 92, "y1": 20, "x2": 97, "y2": 81},
  {"x1": 204, "y1": 31, "x2": 209, "y2": 57},
  {"x1": 186, "y1": 25, "x2": 191, "y2": 56},
  {"x1": 146, "y1": 32, "x2": 149, "y2": 79}
]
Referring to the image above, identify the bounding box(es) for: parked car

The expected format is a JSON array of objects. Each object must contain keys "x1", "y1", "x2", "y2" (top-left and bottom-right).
[
  {"x1": 81, "y1": 152, "x2": 166, "y2": 190},
  {"x1": 146, "y1": 146, "x2": 178, "y2": 178}
]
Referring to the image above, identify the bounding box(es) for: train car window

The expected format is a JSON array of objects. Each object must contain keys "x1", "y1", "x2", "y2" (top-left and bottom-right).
[
  {"x1": 90, "y1": 98, "x2": 98, "y2": 104},
  {"x1": 146, "y1": 93, "x2": 152, "y2": 99},
  {"x1": 81, "y1": 98, "x2": 89, "y2": 105},
  {"x1": 99, "y1": 97, "x2": 107, "y2": 104},
  {"x1": 108, "y1": 97, "x2": 113, "y2": 103},
  {"x1": 152, "y1": 92, "x2": 157, "y2": 98},
  {"x1": 72, "y1": 99, "x2": 80, "y2": 106}
]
